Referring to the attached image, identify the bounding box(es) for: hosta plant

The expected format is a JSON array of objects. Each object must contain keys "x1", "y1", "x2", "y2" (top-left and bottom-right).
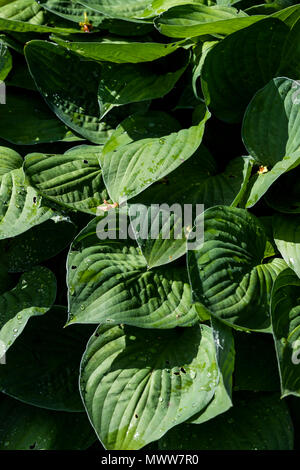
[{"x1": 0, "y1": 0, "x2": 300, "y2": 451}]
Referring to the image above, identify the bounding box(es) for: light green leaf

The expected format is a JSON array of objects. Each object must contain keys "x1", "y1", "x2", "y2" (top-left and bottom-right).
[
  {"x1": 80, "y1": 323, "x2": 220, "y2": 450},
  {"x1": 99, "y1": 106, "x2": 210, "y2": 203},
  {"x1": 0, "y1": 266, "x2": 56, "y2": 354},
  {"x1": 154, "y1": 4, "x2": 263, "y2": 38},
  {"x1": 67, "y1": 216, "x2": 198, "y2": 328},
  {"x1": 187, "y1": 206, "x2": 287, "y2": 332},
  {"x1": 159, "y1": 393, "x2": 294, "y2": 450},
  {"x1": 201, "y1": 18, "x2": 289, "y2": 123},
  {"x1": 0, "y1": 394, "x2": 96, "y2": 450},
  {"x1": 271, "y1": 268, "x2": 300, "y2": 397},
  {"x1": 53, "y1": 36, "x2": 182, "y2": 64},
  {"x1": 0, "y1": 146, "x2": 22, "y2": 181},
  {"x1": 273, "y1": 214, "x2": 300, "y2": 278},
  {"x1": 0, "y1": 0, "x2": 44, "y2": 24},
  {"x1": 0, "y1": 168, "x2": 54, "y2": 240},
  {"x1": 0, "y1": 89, "x2": 80, "y2": 145},
  {"x1": 24, "y1": 146, "x2": 108, "y2": 215},
  {"x1": 242, "y1": 77, "x2": 300, "y2": 207},
  {"x1": 0, "y1": 306, "x2": 93, "y2": 411},
  {"x1": 39, "y1": 0, "x2": 106, "y2": 25},
  {"x1": 25, "y1": 40, "x2": 118, "y2": 144},
  {"x1": 76, "y1": 0, "x2": 153, "y2": 19},
  {"x1": 133, "y1": 149, "x2": 253, "y2": 208}
]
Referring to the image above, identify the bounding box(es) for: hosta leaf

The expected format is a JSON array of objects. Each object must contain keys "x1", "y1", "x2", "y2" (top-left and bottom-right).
[
  {"x1": 190, "y1": 318, "x2": 235, "y2": 424},
  {"x1": 129, "y1": 153, "x2": 252, "y2": 268},
  {"x1": 159, "y1": 393, "x2": 294, "y2": 450},
  {"x1": 39, "y1": 0, "x2": 106, "y2": 25},
  {"x1": 0, "y1": 266, "x2": 56, "y2": 354},
  {"x1": 76, "y1": 0, "x2": 152, "y2": 19},
  {"x1": 99, "y1": 106, "x2": 210, "y2": 203},
  {"x1": 187, "y1": 206, "x2": 287, "y2": 331},
  {"x1": 128, "y1": 203, "x2": 192, "y2": 268},
  {"x1": 24, "y1": 146, "x2": 108, "y2": 214},
  {"x1": 201, "y1": 18, "x2": 289, "y2": 123},
  {"x1": 0, "y1": 218, "x2": 76, "y2": 272},
  {"x1": 242, "y1": 77, "x2": 300, "y2": 207},
  {"x1": 25, "y1": 40, "x2": 118, "y2": 143},
  {"x1": 266, "y1": 167, "x2": 300, "y2": 213},
  {"x1": 0, "y1": 41, "x2": 12, "y2": 80},
  {"x1": 67, "y1": 216, "x2": 198, "y2": 328},
  {"x1": 133, "y1": 149, "x2": 253, "y2": 208},
  {"x1": 0, "y1": 0, "x2": 44, "y2": 24},
  {"x1": 97, "y1": 52, "x2": 188, "y2": 119},
  {"x1": 0, "y1": 306, "x2": 93, "y2": 411},
  {"x1": 0, "y1": 147, "x2": 22, "y2": 181},
  {"x1": 80, "y1": 323, "x2": 220, "y2": 450},
  {"x1": 154, "y1": 5, "x2": 263, "y2": 38},
  {"x1": 0, "y1": 394, "x2": 96, "y2": 450},
  {"x1": 271, "y1": 268, "x2": 300, "y2": 397},
  {"x1": 272, "y1": 3, "x2": 300, "y2": 27},
  {"x1": 0, "y1": 89, "x2": 81, "y2": 145},
  {"x1": 0, "y1": 17, "x2": 80, "y2": 33},
  {"x1": 233, "y1": 331, "x2": 280, "y2": 391},
  {"x1": 0, "y1": 168, "x2": 54, "y2": 239},
  {"x1": 273, "y1": 214, "x2": 300, "y2": 278},
  {"x1": 53, "y1": 36, "x2": 182, "y2": 64}
]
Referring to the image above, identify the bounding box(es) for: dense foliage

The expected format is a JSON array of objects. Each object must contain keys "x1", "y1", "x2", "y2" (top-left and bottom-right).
[{"x1": 0, "y1": 0, "x2": 299, "y2": 451}]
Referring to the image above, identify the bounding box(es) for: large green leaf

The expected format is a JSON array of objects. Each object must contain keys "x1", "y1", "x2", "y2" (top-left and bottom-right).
[
  {"x1": 0, "y1": 88, "x2": 80, "y2": 145},
  {"x1": 97, "y1": 52, "x2": 188, "y2": 119},
  {"x1": 0, "y1": 306, "x2": 93, "y2": 411},
  {"x1": 24, "y1": 40, "x2": 119, "y2": 143},
  {"x1": 0, "y1": 218, "x2": 76, "y2": 272},
  {"x1": 187, "y1": 206, "x2": 287, "y2": 331},
  {"x1": 0, "y1": 168, "x2": 55, "y2": 239},
  {"x1": 159, "y1": 393, "x2": 294, "y2": 450},
  {"x1": 0, "y1": 394, "x2": 96, "y2": 450},
  {"x1": 273, "y1": 214, "x2": 300, "y2": 278},
  {"x1": 154, "y1": 4, "x2": 263, "y2": 38},
  {"x1": 53, "y1": 35, "x2": 182, "y2": 63},
  {"x1": 39, "y1": 0, "x2": 106, "y2": 25},
  {"x1": 67, "y1": 216, "x2": 198, "y2": 328},
  {"x1": 99, "y1": 107, "x2": 210, "y2": 203},
  {"x1": 271, "y1": 268, "x2": 300, "y2": 397},
  {"x1": 80, "y1": 323, "x2": 221, "y2": 450},
  {"x1": 128, "y1": 202, "x2": 191, "y2": 269},
  {"x1": 0, "y1": 266, "x2": 56, "y2": 354},
  {"x1": 24, "y1": 145, "x2": 108, "y2": 215},
  {"x1": 0, "y1": 0, "x2": 44, "y2": 24},
  {"x1": 201, "y1": 18, "x2": 289, "y2": 123},
  {"x1": 133, "y1": 149, "x2": 253, "y2": 207},
  {"x1": 76, "y1": 0, "x2": 152, "y2": 19},
  {"x1": 242, "y1": 77, "x2": 300, "y2": 207}
]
